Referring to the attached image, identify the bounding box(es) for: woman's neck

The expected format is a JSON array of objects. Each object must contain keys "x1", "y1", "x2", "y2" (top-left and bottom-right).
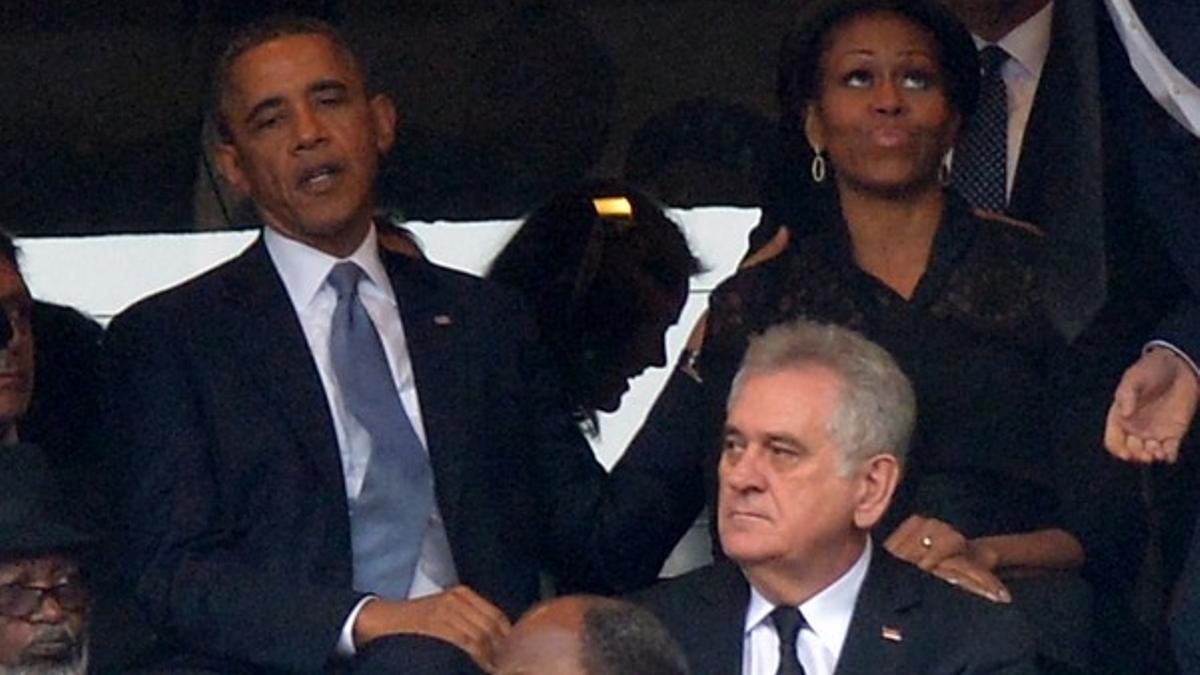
[{"x1": 838, "y1": 185, "x2": 944, "y2": 300}]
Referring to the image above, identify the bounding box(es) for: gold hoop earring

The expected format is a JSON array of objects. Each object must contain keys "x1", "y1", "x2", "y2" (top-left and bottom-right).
[{"x1": 811, "y1": 150, "x2": 827, "y2": 183}]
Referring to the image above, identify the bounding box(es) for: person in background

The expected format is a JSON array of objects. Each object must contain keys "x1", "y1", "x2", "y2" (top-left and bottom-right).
[
  {"x1": 488, "y1": 181, "x2": 700, "y2": 433},
  {"x1": 636, "y1": 319, "x2": 1037, "y2": 675},
  {"x1": 103, "y1": 16, "x2": 707, "y2": 674},
  {"x1": 0, "y1": 444, "x2": 94, "y2": 675},
  {"x1": 0, "y1": 234, "x2": 35, "y2": 450},
  {"x1": 631, "y1": 1, "x2": 1116, "y2": 670}
]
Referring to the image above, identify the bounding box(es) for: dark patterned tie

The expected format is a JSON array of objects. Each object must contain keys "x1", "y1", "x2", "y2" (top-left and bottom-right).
[
  {"x1": 771, "y1": 606, "x2": 807, "y2": 675},
  {"x1": 327, "y1": 262, "x2": 434, "y2": 599},
  {"x1": 952, "y1": 45, "x2": 1010, "y2": 211}
]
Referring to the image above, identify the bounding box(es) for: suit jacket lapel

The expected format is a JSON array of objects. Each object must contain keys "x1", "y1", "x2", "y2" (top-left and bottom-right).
[
  {"x1": 381, "y1": 252, "x2": 470, "y2": 533},
  {"x1": 1010, "y1": 0, "x2": 1107, "y2": 338},
  {"x1": 217, "y1": 238, "x2": 348, "y2": 501},
  {"x1": 694, "y1": 561, "x2": 753, "y2": 674},
  {"x1": 834, "y1": 552, "x2": 918, "y2": 675}
]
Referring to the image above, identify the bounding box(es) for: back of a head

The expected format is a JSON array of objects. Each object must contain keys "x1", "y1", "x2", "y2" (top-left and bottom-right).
[
  {"x1": 580, "y1": 600, "x2": 690, "y2": 675},
  {"x1": 488, "y1": 181, "x2": 699, "y2": 416},
  {"x1": 489, "y1": 181, "x2": 696, "y2": 304}
]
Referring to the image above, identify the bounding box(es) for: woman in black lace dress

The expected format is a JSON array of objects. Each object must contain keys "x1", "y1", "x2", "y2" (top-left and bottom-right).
[{"x1": 633, "y1": 1, "x2": 1131, "y2": 670}]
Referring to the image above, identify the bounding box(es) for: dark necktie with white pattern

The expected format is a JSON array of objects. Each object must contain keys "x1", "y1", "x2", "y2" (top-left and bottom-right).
[{"x1": 952, "y1": 45, "x2": 1010, "y2": 212}]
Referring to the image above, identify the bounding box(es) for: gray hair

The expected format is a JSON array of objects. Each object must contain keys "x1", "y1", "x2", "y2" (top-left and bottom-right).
[{"x1": 728, "y1": 320, "x2": 916, "y2": 474}]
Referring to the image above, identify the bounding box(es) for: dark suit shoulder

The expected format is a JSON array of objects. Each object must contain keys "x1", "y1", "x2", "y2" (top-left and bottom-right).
[
  {"x1": 854, "y1": 552, "x2": 1038, "y2": 674},
  {"x1": 383, "y1": 250, "x2": 530, "y2": 318},
  {"x1": 632, "y1": 561, "x2": 742, "y2": 614},
  {"x1": 107, "y1": 240, "x2": 262, "y2": 331},
  {"x1": 886, "y1": 553, "x2": 1030, "y2": 631},
  {"x1": 629, "y1": 563, "x2": 746, "y2": 675}
]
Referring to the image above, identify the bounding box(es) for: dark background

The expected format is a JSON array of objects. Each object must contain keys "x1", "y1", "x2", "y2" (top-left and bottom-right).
[{"x1": 0, "y1": 1, "x2": 802, "y2": 234}]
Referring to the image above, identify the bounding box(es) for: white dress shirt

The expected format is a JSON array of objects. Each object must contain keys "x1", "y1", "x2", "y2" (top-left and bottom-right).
[
  {"x1": 263, "y1": 225, "x2": 458, "y2": 654},
  {"x1": 1106, "y1": 0, "x2": 1200, "y2": 138},
  {"x1": 969, "y1": 1, "x2": 1054, "y2": 200},
  {"x1": 741, "y1": 540, "x2": 872, "y2": 675}
]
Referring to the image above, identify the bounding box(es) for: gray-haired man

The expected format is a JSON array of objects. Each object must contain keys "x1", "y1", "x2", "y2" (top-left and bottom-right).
[{"x1": 636, "y1": 320, "x2": 1037, "y2": 675}]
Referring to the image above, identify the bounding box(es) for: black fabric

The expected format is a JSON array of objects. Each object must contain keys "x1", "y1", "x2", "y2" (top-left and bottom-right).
[
  {"x1": 346, "y1": 634, "x2": 481, "y2": 675},
  {"x1": 631, "y1": 195, "x2": 1125, "y2": 668},
  {"x1": 1130, "y1": 1, "x2": 1200, "y2": 84},
  {"x1": 634, "y1": 551, "x2": 1038, "y2": 675},
  {"x1": 101, "y1": 238, "x2": 707, "y2": 672},
  {"x1": 770, "y1": 606, "x2": 807, "y2": 675},
  {"x1": 706, "y1": 196, "x2": 1078, "y2": 540}
]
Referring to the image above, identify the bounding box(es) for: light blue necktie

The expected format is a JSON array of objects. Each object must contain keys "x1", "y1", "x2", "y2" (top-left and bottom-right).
[{"x1": 327, "y1": 262, "x2": 433, "y2": 599}]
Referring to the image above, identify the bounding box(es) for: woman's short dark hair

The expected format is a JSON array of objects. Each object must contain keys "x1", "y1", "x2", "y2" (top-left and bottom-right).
[
  {"x1": 489, "y1": 181, "x2": 699, "y2": 323},
  {"x1": 777, "y1": 0, "x2": 980, "y2": 131},
  {"x1": 488, "y1": 181, "x2": 700, "y2": 419}
]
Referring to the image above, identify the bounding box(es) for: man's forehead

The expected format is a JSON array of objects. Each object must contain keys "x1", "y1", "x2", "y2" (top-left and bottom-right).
[
  {"x1": 0, "y1": 554, "x2": 77, "y2": 582},
  {"x1": 732, "y1": 367, "x2": 841, "y2": 417},
  {"x1": 224, "y1": 33, "x2": 363, "y2": 105}
]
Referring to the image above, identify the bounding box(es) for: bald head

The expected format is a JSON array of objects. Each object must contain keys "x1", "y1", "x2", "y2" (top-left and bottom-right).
[
  {"x1": 496, "y1": 596, "x2": 589, "y2": 674},
  {"x1": 496, "y1": 596, "x2": 689, "y2": 675}
]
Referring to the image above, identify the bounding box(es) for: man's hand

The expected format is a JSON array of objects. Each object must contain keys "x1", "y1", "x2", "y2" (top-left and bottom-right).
[
  {"x1": 884, "y1": 515, "x2": 968, "y2": 571},
  {"x1": 930, "y1": 554, "x2": 1012, "y2": 604},
  {"x1": 353, "y1": 586, "x2": 512, "y2": 672},
  {"x1": 1105, "y1": 348, "x2": 1199, "y2": 464}
]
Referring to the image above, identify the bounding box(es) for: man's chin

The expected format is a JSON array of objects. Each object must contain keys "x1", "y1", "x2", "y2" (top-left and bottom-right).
[{"x1": 2, "y1": 641, "x2": 88, "y2": 675}]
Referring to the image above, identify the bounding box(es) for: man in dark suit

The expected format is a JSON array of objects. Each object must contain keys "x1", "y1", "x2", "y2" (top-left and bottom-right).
[
  {"x1": 103, "y1": 16, "x2": 701, "y2": 674},
  {"x1": 906, "y1": 3, "x2": 1200, "y2": 670},
  {"x1": 636, "y1": 320, "x2": 1037, "y2": 675},
  {"x1": 1096, "y1": 4, "x2": 1200, "y2": 673}
]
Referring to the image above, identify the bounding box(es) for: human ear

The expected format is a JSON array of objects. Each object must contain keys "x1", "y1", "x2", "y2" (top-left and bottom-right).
[
  {"x1": 213, "y1": 141, "x2": 250, "y2": 197},
  {"x1": 943, "y1": 109, "x2": 962, "y2": 154},
  {"x1": 370, "y1": 93, "x2": 398, "y2": 155},
  {"x1": 803, "y1": 105, "x2": 825, "y2": 152},
  {"x1": 851, "y1": 453, "x2": 900, "y2": 530}
]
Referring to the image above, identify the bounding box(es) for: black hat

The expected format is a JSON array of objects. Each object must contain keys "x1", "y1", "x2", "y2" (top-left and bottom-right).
[{"x1": 0, "y1": 443, "x2": 94, "y2": 555}]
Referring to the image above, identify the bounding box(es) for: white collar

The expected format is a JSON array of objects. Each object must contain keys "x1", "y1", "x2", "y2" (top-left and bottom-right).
[
  {"x1": 744, "y1": 538, "x2": 873, "y2": 663},
  {"x1": 975, "y1": 1, "x2": 1054, "y2": 80},
  {"x1": 263, "y1": 224, "x2": 396, "y2": 312}
]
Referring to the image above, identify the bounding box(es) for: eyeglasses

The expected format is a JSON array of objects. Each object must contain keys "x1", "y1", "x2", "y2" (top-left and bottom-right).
[{"x1": 0, "y1": 579, "x2": 87, "y2": 618}]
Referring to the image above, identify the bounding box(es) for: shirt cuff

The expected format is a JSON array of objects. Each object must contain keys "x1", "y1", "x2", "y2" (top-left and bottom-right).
[
  {"x1": 337, "y1": 596, "x2": 377, "y2": 657},
  {"x1": 1145, "y1": 340, "x2": 1200, "y2": 379}
]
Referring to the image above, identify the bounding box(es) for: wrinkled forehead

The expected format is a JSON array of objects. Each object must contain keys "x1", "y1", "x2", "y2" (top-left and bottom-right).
[
  {"x1": 0, "y1": 553, "x2": 78, "y2": 584},
  {"x1": 220, "y1": 32, "x2": 365, "y2": 111}
]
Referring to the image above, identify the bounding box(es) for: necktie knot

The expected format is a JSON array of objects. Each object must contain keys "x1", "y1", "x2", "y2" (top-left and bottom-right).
[
  {"x1": 327, "y1": 262, "x2": 365, "y2": 299},
  {"x1": 979, "y1": 45, "x2": 1009, "y2": 77},
  {"x1": 771, "y1": 606, "x2": 807, "y2": 675},
  {"x1": 771, "y1": 606, "x2": 805, "y2": 646}
]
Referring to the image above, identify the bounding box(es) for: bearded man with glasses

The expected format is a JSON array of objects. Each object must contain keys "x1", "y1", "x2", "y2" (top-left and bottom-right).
[{"x1": 0, "y1": 444, "x2": 93, "y2": 675}]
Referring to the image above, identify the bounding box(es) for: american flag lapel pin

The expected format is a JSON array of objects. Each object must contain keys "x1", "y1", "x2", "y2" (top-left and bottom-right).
[
  {"x1": 881, "y1": 625, "x2": 903, "y2": 643},
  {"x1": 434, "y1": 314, "x2": 453, "y2": 326}
]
